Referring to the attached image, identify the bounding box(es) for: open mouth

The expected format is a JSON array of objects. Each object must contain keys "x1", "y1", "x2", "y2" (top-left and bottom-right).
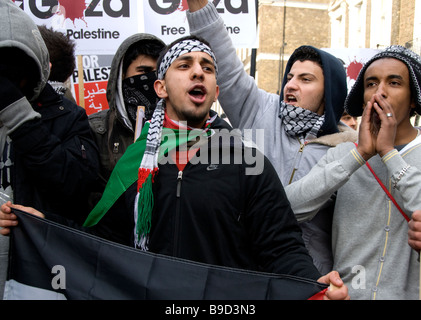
[
  {"x1": 189, "y1": 85, "x2": 207, "y2": 104},
  {"x1": 285, "y1": 94, "x2": 297, "y2": 104}
]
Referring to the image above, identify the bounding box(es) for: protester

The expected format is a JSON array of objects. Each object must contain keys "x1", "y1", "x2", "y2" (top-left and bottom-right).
[
  {"x1": 285, "y1": 45, "x2": 421, "y2": 299},
  {"x1": 0, "y1": 35, "x2": 349, "y2": 300},
  {"x1": 88, "y1": 34, "x2": 165, "y2": 207},
  {"x1": 185, "y1": 0, "x2": 357, "y2": 275},
  {"x1": 340, "y1": 111, "x2": 359, "y2": 130},
  {"x1": 38, "y1": 25, "x2": 77, "y2": 103},
  {"x1": 0, "y1": 1, "x2": 99, "y2": 298}
]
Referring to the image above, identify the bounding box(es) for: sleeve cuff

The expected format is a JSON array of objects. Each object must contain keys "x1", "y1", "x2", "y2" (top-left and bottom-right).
[
  {"x1": 341, "y1": 145, "x2": 366, "y2": 174},
  {"x1": 381, "y1": 149, "x2": 411, "y2": 188}
]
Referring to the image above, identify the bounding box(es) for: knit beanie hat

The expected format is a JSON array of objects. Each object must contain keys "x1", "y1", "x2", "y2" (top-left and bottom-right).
[{"x1": 345, "y1": 45, "x2": 421, "y2": 117}]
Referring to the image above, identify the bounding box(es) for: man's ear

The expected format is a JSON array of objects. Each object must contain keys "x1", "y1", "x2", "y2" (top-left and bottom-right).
[
  {"x1": 214, "y1": 84, "x2": 220, "y2": 102},
  {"x1": 154, "y1": 79, "x2": 168, "y2": 99}
]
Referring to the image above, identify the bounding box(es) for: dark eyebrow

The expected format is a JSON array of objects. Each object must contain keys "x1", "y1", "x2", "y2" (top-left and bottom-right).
[
  {"x1": 200, "y1": 56, "x2": 214, "y2": 66},
  {"x1": 175, "y1": 54, "x2": 214, "y2": 67},
  {"x1": 388, "y1": 74, "x2": 404, "y2": 81},
  {"x1": 299, "y1": 72, "x2": 316, "y2": 78},
  {"x1": 365, "y1": 74, "x2": 404, "y2": 82},
  {"x1": 136, "y1": 65, "x2": 155, "y2": 72},
  {"x1": 364, "y1": 76, "x2": 378, "y2": 83},
  {"x1": 287, "y1": 72, "x2": 316, "y2": 78}
]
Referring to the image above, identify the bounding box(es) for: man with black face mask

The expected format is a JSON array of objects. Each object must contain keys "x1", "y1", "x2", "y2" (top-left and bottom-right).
[{"x1": 88, "y1": 34, "x2": 165, "y2": 208}]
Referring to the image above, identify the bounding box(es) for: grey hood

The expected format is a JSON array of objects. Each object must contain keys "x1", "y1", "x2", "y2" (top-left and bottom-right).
[
  {"x1": 0, "y1": 0, "x2": 50, "y2": 101},
  {"x1": 106, "y1": 33, "x2": 165, "y2": 131}
]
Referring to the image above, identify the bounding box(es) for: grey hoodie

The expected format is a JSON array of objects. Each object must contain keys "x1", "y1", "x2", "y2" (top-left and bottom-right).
[
  {"x1": 186, "y1": 2, "x2": 357, "y2": 275},
  {"x1": 187, "y1": 2, "x2": 356, "y2": 186}
]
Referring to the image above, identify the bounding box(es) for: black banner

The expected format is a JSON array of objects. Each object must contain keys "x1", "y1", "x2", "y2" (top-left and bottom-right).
[{"x1": 6, "y1": 209, "x2": 327, "y2": 300}]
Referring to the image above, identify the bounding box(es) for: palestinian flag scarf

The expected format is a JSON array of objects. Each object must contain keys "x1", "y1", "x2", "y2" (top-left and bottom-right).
[{"x1": 84, "y1": 101, "x2": 215, "y2": 249}]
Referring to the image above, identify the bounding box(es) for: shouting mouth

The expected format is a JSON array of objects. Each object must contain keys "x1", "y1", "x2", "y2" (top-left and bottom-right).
[
  {"x1": 285, "y1": 94, "x2": 298, "y2": 105},
  {"x1": 189, "y1": 85, "x2": 207, "y2": 104}
]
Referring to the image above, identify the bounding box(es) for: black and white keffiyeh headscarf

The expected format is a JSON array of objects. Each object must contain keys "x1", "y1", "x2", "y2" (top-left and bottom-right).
[
  {"x1": 280, "y1": 101, "x2": 325, "y2": 140},
  {"x1": 157, "y1": 38, "x2": 218, "y2": 80},
  {"x1": 135, "y1": 38, "x2": 218, "y2": 250}
]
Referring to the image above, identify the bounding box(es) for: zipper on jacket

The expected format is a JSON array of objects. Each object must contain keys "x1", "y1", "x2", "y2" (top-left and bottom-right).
[
  {"x1": 176, "y1": 170, "x2": 183, "y2": 197},
  {"x1": 288, "y1": 139, "x2": 305, "y2": 184},
  {"x1": 113, "y1": 142, "x2": 119, "y2": 153},
  {"x1": 81, "y1": 144, "x2": 87, "y2": 159},
  {"x1": 174, "y1": 170, "x2": 183, "y2": 256}
]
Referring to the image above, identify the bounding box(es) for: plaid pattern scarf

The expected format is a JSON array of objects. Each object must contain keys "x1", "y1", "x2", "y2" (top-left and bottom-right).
[{"x1": 280, "y1": 101, "x2": 325, "y2": 140}]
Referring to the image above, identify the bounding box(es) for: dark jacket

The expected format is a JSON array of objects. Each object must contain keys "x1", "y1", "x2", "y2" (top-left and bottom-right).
[
  {"x1": 0, "y1": 1, "x2": 100, "y2": 223},
  {"x1": 82, "y1": 116, "x2": 321, "y2": 280},
  {"x1": 10, "y1": 84, "x2": 100, "y2": 223},
  {"x1": 88, "y1": 34, "x2": 165, "y2": 194}
]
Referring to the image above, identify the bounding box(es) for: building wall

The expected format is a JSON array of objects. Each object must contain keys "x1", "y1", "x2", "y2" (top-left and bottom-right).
[
  {"x1": 392, "y1": 0, "x2": 415, "y2": 48},
  {"x1": 254, "y1": 0, "x2": 330, "y2": 93},
  {"x1": 328, "y1": 0, "x2": 416, "y2": 49},
  {"x1": 236, "y1": 0, "x2": 419, "y2": 95}
]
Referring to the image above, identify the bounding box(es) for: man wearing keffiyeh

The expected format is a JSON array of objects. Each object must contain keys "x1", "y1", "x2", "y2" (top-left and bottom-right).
[
  {"x1": 0, "y1": 35, "x2": 349, "y2": 300},
  {"x1": 286, "y1": 45, "x2": 421, "y2": 299},
  {"x1": 84, "y1": 36, "x2": 221, "y2": 249},
  {"x1": 186, "y1": 0, "x2": 358, "y2": 277}
]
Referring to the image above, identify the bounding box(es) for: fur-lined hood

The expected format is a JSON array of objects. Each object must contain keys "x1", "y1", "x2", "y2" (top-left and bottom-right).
[{"x1": 308, "y1": 122, "x2": 358, "y2": 147}]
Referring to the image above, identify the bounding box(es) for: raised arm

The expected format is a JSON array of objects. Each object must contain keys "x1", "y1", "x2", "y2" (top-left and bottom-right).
[{"x1": 186, "y1": 0, "x2": 278, "y2": 129}]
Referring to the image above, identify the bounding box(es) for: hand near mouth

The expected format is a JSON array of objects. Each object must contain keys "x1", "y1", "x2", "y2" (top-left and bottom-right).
[{"x1": 357, "y1": 95, "x2": 397, "y2": 160}]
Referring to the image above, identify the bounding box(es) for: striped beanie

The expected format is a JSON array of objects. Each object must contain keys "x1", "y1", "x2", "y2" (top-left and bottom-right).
[{"x1": 345, "y1": 45, "x2": 421, "y2": 117}]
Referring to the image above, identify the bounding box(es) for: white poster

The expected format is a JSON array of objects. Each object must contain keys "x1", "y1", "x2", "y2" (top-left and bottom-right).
[
  {"x1": 322, "y1": 48, "x2": 380, "y2": 92},
  {"x1": 143, "y1": 0, "x2": 258, "y2": 48},
  {"x1": 21, "y1": 0, "x2": 139, "y2": 55}
]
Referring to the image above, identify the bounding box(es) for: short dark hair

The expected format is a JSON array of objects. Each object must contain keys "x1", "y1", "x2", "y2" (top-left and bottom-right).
[
  {"x1": 122, "y1": 39, "x2": 165, "y2": 74},
  {"x1": 289, "y1": 46, "x2": 323, "y2": 69},
  {"x1": 38, "y1": 25, "x2": 76, "y2": 82}
]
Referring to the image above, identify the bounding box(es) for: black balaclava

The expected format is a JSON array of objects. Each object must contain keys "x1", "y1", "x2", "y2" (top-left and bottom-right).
[{"x1": 122, "y1": 71, "x2": 158, "y2": 128}]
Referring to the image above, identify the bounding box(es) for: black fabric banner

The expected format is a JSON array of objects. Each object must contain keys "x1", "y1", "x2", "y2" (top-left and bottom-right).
[{"x1": 7, "y1": 209, "x2": 327, "y2": 300}]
